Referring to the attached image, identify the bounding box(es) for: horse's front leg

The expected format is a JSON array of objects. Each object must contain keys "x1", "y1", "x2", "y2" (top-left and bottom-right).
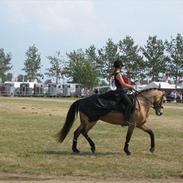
[
  {"x1": 138, "y1": 123, "x2": 155, "y2": 153},
  {"x1": 124, "y1": 125, "x2": 135, "y2": 155}
]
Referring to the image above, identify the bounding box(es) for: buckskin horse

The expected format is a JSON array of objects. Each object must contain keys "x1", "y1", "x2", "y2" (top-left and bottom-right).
[{"x1": 56, "y1": 88, "x2": 166, "y2": 155}]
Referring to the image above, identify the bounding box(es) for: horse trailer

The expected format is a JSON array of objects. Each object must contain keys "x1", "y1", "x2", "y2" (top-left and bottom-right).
[
  {"x1": 33, "y1": 83, "x2": 44, "y2": 97},
  {"x1": 47, "y1": 83, "x2": 57, "y2": 97},
  {"x1": 62, "y1": 84, "x2": 71, "y2": 97},
  {"x1": 4, "y1": 82, "x2": 15, "y2": 96},
  {"x1": 19, "y1": 83, "x2": 32, "y2": 96},
  {"x1": 62, "y1": 83, "x2": 81, "y2": 97},
  {"x1": 0, "y1": 84, "x2": 5, "y2": 96}
]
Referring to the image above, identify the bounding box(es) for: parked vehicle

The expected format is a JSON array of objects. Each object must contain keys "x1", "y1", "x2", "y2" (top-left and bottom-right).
[
  {"x1": 0, "y1": 84, "x2": 5, "y2": 96},
  {"x1": 4, "y1": 82, "x2": 15, "y2": 96},
  {"x1": 33, "y1": 83, "x2": 44, "y2": 97},
  {"x1": 19, "y1": 82, "x2": 32, "y2": 96},
  {"x1": 0, "y1": 81, "x2": 100, "y2": 98},
  {"x1": 62, "y1": 84, "x2": 71, "y2": 97},
  {"x1": 47, "y1": 83, "x2": 57, "y2": 97}
]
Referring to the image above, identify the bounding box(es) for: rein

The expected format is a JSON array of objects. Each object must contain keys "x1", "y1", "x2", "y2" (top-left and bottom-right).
[
  {"x1": 133, "y1": 89, "x2": 154, "y2": 108},
  {"x1": 134, "y1": 89, "x2": 162, "y2": 109}
]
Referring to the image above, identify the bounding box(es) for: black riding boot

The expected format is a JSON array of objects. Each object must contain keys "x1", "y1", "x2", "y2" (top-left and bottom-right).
[{"x1": 123, "y1": 105, "x2": 133, "y2": 126}]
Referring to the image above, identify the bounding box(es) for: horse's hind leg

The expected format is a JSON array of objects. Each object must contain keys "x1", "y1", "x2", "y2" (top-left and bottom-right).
[
  {"x1": 81, "y1": 122, "x2": 96, "y2": 153},
  {"x1": 79, "y1": 112, "x2": 96, "y2": 153},
  {"x1": 72, "y1": 125, "x2": 83, "y2": 153}
]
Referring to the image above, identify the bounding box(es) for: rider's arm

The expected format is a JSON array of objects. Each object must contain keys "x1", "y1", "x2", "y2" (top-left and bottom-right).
[{"x1": 116, "y1": 73, "x2": 134, "y2": 90}]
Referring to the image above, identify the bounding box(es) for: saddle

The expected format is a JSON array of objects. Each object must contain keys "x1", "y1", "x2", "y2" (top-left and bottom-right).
[
  {"x1": 79, "y1": 89, "x2": 137, "y2": 122},
  {"x1": 97, "y1": 89, "x2": 136, "y2": 113}
]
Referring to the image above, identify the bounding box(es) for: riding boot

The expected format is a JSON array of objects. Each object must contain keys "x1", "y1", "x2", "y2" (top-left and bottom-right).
[{"x1": 123, "y1": 105, "x2": 132, "y2": 126}]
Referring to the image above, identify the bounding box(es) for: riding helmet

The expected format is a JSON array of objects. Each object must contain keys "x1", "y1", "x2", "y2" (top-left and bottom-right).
[{"x1": 113, "y1": 59, "x2": 124, "y2": 68}]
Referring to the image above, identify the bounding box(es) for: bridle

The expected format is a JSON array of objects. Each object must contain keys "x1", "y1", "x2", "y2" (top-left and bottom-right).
[
  {"x1": 134, "y1": 89, "x2": 165, "y2": 115},
  {"x1": 152, "y1": 94, "x2": 165, "y2": 115}
]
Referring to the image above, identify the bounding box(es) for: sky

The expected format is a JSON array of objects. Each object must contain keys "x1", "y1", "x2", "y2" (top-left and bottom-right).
[{"x1": 0, "y1": 0, "x2": 183, "y2": 79}]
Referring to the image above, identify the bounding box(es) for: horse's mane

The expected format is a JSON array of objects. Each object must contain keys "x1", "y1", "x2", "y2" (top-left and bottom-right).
[{"x1": 138, "y1": 88, "x2": 162, "y2": 94}]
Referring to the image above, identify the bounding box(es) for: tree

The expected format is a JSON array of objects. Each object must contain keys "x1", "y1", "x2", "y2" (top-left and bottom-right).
[
  {"x1": 98, "y1": 38, "x2": 119, "y2": 83},
  {"x1": 5, "y1": 73, "x2": 13, "y2": 81},
  {"x1": 23, "y1": 44, "x2": 42, "y2": 81},
  {"x1": 118, "y1": 36, "x2": 144, "y2": 80},
  {"x1": 45, "y1": 51, "x2": 64, "y2": 84},
  {"x1": 85, "y1": 45, "x2": 100, "y2": 81},
  {"x1": 165, "y1": 34, "x2": 183, "y2": 87},
  {"x1": 141, "y1": 36, "x2": 166, "y2": 81},
  {"x1": 85, "y1": 45, "x2": 99, "y2": 67},
  {"x1": 65, "y1": 49, "x2": 85, "y2": 82},
  {"x1": 0, "y1": 48, "x2": 12, "y2": 82},
  {"x1": 66, "y1": 49, "x2": 99, "y2": 88},
  {"x1": 17, "y1": 74, "x2": 27, "y2": 82}
]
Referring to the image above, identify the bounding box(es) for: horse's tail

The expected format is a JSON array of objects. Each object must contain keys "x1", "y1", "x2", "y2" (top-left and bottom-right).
[{"x1": 56, "y1": 99, "x2": 80, "y2": 143}]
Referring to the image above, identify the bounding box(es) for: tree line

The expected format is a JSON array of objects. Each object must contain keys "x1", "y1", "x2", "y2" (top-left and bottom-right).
[{"x1": 0, "y1": 34, "x2": 183, "y2": 88}]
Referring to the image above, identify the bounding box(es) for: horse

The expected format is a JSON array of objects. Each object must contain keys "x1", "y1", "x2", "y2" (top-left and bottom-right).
[{"x1": 56, "y1": 88, "x2": 166, "y2": 155}]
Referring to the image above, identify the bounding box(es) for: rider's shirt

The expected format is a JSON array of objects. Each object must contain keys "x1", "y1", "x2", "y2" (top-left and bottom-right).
[{"x1": 114, "y1": 72, "x2": 122, "y2": 89}]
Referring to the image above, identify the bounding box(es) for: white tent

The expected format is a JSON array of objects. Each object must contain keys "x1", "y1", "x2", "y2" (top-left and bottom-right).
[
  {"x1": 144, "y1": 82, "x2": 181, "y2": 89},
  {"x1": 178, "y1": 80, "x2": 183, "y2": 88}
]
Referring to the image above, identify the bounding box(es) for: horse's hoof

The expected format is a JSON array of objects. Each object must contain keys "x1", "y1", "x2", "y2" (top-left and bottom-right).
[
  {"x1": 72, "y1": 148, "x2": 80, "y2": 153},
  {"x1": 124, "y1": 149, "x2": 131, "y2": 155},
  {"x1": 126, "y1": 151, "x2": 131, "y2": 156},
  {"x1": 149, "y1": 147, "x2": 155, "y2": 153},
  {"x1": 91, "y1": 147, "x2": 95, "y2": 154}
]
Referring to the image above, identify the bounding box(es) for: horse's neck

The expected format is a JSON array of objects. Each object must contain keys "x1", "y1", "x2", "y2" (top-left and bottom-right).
[
  {"x1": 136, "y1": 92, "x2": 153, "y2": 116},
  {"x1": 137, "y1": 90, "x2": 157, "y2": 108},
  {"x1": 138, "y1": 91, "x2": 154, "y2": 102}
]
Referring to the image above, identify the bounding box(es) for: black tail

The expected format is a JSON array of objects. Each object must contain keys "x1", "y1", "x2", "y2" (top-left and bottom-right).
[{"x1": 56, "y1": 99, "x2": 80, "y2": 143}]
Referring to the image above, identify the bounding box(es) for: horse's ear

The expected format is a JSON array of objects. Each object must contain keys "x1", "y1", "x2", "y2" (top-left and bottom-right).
[{"x1": 158, "y1": 83, "x2": 161, "y2": 89}]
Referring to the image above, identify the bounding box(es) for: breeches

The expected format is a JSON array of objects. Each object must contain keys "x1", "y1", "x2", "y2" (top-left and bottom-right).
[{"x1": 120, "y1": 92, "x2": 133, "y2": 121}]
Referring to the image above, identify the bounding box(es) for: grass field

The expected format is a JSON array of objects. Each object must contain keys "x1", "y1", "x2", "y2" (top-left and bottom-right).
[{"x1": 0, "y1": 97, "x2": 182, "y2": 181}]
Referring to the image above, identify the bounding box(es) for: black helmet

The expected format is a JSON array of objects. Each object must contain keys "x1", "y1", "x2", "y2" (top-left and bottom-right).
[{"x1": 113, "y1": 60, "x2": 124, "y2": 68}]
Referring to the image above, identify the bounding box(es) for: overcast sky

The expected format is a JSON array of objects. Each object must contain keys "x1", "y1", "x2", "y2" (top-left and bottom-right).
[{"x1": 0, "y1": 0, "x2": 183, "y2": 78}]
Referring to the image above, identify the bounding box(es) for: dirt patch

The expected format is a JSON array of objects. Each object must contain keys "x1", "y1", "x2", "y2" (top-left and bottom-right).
[
  {"x1": 0, "y1": 102, "x2": 68, "y2": 117},
  {"x1": 0, "y1": 173, "x2": 182, "y2": 183}
]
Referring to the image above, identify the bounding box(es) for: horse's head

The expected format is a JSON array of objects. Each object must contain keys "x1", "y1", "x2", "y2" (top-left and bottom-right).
[
  {"x1": 138, "y1": 88, "x2": 166, "y2": 116},
  {"x1": 152, "y1": 90, "x2": 166, "y2": 116}
]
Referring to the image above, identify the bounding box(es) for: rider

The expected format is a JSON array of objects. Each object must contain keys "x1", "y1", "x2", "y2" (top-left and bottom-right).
[{"x1": 113, "y1": 59, "x2": 134, "y2": 126}]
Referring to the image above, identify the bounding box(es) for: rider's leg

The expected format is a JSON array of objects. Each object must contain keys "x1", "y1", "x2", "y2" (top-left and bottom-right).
[{"x1": 122, "y1": 94, "x2": 133, "y2": 125}]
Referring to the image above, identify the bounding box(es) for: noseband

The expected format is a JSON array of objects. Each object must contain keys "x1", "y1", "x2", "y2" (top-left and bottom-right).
[{"x1": 152, "y1": 96, "x2": 164, "y2": 110}]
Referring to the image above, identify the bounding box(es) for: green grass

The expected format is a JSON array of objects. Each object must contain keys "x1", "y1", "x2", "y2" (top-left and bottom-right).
[{"x1": 0, "y1": 97, "x2": 183, "y2": 179}]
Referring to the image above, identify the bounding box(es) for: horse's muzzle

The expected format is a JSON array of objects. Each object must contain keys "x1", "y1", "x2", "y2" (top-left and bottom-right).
[{"x1": 156, "y1": 109, "x2": 163, "y2": 116}]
